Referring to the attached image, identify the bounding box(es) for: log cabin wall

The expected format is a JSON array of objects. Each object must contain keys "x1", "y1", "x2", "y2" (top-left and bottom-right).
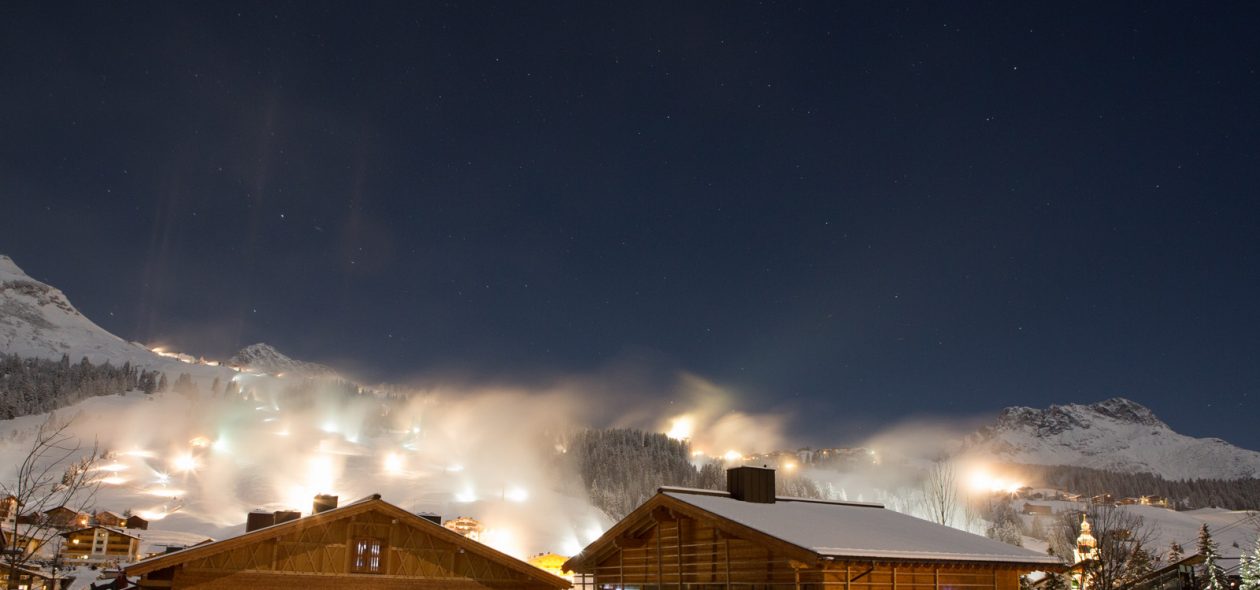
[
  {"x1": 818, "y1": 563, "x2": 1023, "y2": 590},
  {"x1": 136, "y1": 509, "x2": 557, "y2": 590},
  {"x1": 592, "y1": 510, "x2": 803, "y2": 590},
  {"x1": 589, "y1": 511, "x2": 1026, "y2": 590}
]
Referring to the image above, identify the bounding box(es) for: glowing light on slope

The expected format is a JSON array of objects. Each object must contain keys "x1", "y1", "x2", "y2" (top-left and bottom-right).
[
  {"x1": 95, "y1": 462, "x2": 129, "y2": 473},
  {"x1": 171, "y1": 454, "x2": 199, "y2": 473},
  {"x1": 666, "y1": 415, "x2": 694, "y2": 441},
  {"x1": 505, "y1": 487, "x2": 529, "y2": 503},
  {"x1": 967, "y1": 469, "x2": 1023, "y2": 494},
  {"x1": 137, "y1": 510, "x2": 168, "y2": 521},
  {"x1": 100, "y1": 476, "x2": 128, "y2": 486},
  {"x1": 455, "y1": 487, "x2": 477, "y2": 503},
  {"x1": 481, "y1": 527, "x2": 523, "y2": 558},
  {"x1": 307, "y1": 456, "x2": 335, "y2": 490},
  {"x1": 144, "y1": 488, "x2": 185, "y2": 498},
  {"x1": 383, "y1": 453, "x2": 405, "y2": 474},
  {"x1": 723, "y1": 450, "x2": 743, "y2": 463}
]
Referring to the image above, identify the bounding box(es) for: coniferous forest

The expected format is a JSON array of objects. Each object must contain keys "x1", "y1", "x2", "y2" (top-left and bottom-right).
[{"x1": 0, "y1": 353, "x2": 165, "y2": 419}]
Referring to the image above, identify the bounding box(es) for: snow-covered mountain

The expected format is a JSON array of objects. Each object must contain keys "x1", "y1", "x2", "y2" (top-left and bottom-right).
[
  {"x1": 228, "y1": 342, "x2": 337, "y2": 377},
  {"x1": 961, "y1": 397, "x2": 1260, "y2": 480},
  {"x1": 0, "y1": 254, "x2": 219, "y2": 376}
]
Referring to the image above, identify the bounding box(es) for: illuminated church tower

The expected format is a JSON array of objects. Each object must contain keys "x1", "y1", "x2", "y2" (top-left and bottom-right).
[
  {"x1": 1071, "y1": 513, "x2": 1099, "y2": 590},
  {"x1": 1074, "y1": 513, "x2": 1098, "y2": 563}
]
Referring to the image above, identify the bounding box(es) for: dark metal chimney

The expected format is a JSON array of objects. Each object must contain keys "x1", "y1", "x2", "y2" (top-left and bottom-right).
[
  {"x1": 313, "y1": 494, "x2": 339, "y2": 514},
  {"x1": 245, "y1": 510, "x2": 275, "y2": 532},
  {"x1": 727, "y1": 466, "x2": 776, "y2": 503}
]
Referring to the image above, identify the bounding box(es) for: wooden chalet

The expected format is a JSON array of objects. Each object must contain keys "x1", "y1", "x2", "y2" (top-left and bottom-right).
[
  {"x1": 125, "y1": 494, "x2": 571, "y2": 590},
  {"x1": 0, "y1": 563, "x2": 59, "y2": 590},
  {"x1": 1021, "y1": 503, "x2": 1053, "y2": 516},
  {"x1": 61, "y1": 525, "x2": 141, "y2": 563},
  {"x1": 43, "y1": 505, "x2": 91, "y2": 529},
  {"x1": 126, "y1": 515, "x2": 150, "y2": 530},
  {"x1": 0, "y1": 495, "x2": 19, "y2": 523},
  {"x1": 96, "y1": 510, "x2": 127, "y2": 527},
  {"x1": 565, "y1": 467, "x2": 1064, "y2": 590}
]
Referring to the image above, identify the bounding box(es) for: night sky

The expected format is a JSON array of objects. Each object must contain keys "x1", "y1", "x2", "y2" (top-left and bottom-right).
[{"x1": 2, "y1": 3, "x2": 1258, "y2": 449}]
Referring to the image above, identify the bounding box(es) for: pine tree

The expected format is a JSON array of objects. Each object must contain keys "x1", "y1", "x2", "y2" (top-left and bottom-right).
[
  {"x1": 156, "y1": 373, "x2": 169, "y2": 393},
  {"x1": 1241, "y1": 537, "x2": 1260, "y2": 590},
  {"x1": 1168, "y1": 541, "x2": 1183, "y2": 564},
  {"x1": 1123, "y1": 542, "x2": 1154, "y2": 586},
  {"x1": 1197, "y1": 524, "x2": 1227, "y2": 590}
]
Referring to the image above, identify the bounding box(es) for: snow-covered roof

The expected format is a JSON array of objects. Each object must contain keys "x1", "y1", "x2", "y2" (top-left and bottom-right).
[
  {"x1": 663, "y1": 490, "x2": 1062, "y2": 565},
  {"x1": 133, "y1": 528, "x2": 214, "y2": 557}
]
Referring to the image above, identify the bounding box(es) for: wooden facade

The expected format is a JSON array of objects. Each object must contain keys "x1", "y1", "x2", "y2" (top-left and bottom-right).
[
  {"x1": 126, "y1": 494, "x2": 570, "y2": 590},
  {"x1": 0, "y1": 495, "x2": 18, "y2": 523},
  {"x1": 43, "y1": 506, "x2": 90, "y2": 529},
  {"x1": 96, "y1": 511, "x2": 127, "y2": 527},
  {"x1": 566, "y1": 487, "x2": 1063, "y2": 590}
]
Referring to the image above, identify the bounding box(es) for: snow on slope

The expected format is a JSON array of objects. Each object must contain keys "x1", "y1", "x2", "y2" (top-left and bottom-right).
[
  {"x1": 0, "y1": 254, "x2": 227, "y2": 379},
  {"x1": 961, "y1": 398, "x2": 1260, "y2": 480},
  {"x1": 228, "y1": 342, "x2": 337, "y2": 377}
]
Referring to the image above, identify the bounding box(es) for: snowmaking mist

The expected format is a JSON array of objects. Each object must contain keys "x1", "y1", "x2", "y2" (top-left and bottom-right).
[
  {"x1": 0, "y1": 372, "x2": 617, "y2": 558},
  {"x1": 0, "y1": 362, "x2": 1012, "y2": 555}
]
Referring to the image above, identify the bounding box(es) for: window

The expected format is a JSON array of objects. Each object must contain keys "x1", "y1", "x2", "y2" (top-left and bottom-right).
[{"x1": 351, "y1": 538, "x2": 383, "y2": 574}]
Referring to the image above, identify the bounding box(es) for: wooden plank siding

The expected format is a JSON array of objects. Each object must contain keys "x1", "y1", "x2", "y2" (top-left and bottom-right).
[
  {"x1": 130, "y1": 498, "x2": 568, "y2": 590},
  {"x1": 587, "y1": 510, "x2": 1025, "y2": 590}
]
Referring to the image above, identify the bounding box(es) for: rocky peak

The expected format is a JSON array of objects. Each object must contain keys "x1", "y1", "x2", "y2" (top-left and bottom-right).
[
  {"x1": 1087, "y1": 397, "x2": 1166, "y2": 428},
  {"x1": 228, "y1": 342, "x2": 335, "y2": 376},
  {"x1": 993, "y1": 397, "x2": 1168, "y2": 436}
]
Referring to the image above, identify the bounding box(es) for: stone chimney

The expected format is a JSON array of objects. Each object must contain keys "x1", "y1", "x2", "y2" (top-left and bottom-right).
[{"x1": 727, "y1": 466, "x2": 775, "y2": 503}]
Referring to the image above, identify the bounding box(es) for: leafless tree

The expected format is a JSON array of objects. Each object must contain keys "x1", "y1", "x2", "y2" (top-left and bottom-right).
[
  {"x1": 1050, "y1": 504, "x2": 1158, "y2": 590},
  {"x1": 2, "y1": 417, "x2": 100, "y2": 590},
  {"x1": 919, "y1": 461, "x2": 959, "y2": 527}
]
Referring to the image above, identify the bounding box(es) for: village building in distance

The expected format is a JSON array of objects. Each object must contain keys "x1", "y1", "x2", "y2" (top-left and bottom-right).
[
  {"x1": 60, "y1": 525, "x2": 142, "y2": 563},
  {"x1": 125, "y1": 494, "x2": 571, "y2": 590},
  {"x1": 565, "y1": 466, "x2": 1063, "y2": 590}
]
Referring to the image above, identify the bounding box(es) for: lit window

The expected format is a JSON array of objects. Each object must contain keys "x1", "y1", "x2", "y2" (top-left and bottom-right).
[{"x1": 351, "y1": 538, "x2": 383, "y2": 574}]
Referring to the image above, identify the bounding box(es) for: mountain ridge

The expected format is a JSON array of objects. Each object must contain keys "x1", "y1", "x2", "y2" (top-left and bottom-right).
[
  {"x1": 961, "y1": 397, "x2": 1260, "y2": 480},
  {"x1": 228, "y1": 342, "x2": 337, "y2": 377}
]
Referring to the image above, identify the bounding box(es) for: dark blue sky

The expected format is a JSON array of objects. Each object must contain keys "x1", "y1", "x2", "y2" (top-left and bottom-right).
[{"x1": 2, "y1": 2, "x2": 1257, "y2": 449}]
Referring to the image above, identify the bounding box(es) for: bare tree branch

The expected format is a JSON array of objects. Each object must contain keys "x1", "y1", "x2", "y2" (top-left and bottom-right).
[{"x1": 2, "y1": 416, "x2": 101, "y2": 590}]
